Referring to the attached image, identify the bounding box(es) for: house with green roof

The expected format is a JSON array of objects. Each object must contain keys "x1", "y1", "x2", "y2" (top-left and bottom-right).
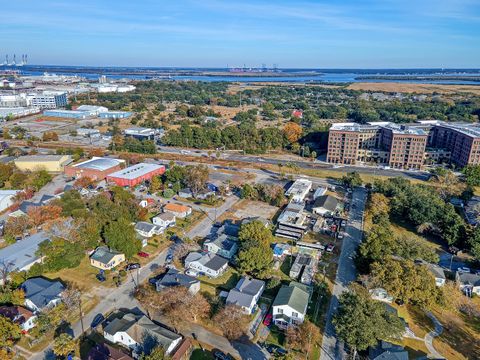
[{"x1": 272, "y1": 281, "x2": 310, "y2": 328}]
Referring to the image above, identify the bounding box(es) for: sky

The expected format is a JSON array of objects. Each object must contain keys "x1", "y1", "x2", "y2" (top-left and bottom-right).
[{"x1": 1, "y1": 0, "x2": 479, "y2": 68}]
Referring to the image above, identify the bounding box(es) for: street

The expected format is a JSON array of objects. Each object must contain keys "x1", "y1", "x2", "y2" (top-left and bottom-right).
[{"x1": 320, "y1": 187, "x2": 367, "y2": 360}]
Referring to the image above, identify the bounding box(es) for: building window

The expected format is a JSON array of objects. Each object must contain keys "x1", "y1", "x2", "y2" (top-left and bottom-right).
[{"x1": 278, "y1": 308, "x2": 283, "y2": 314}]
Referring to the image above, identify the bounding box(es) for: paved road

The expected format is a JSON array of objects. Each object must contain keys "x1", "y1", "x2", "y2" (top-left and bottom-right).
[
  {"x1": 29, "y1": 194, "x2": 244, "y2": 360},
  {"x1": 320, "y1": 187, "x2": 367, "y2": 360},
  {"x1": 425, "y1": 312, "x2": 444, "y2": 359}
]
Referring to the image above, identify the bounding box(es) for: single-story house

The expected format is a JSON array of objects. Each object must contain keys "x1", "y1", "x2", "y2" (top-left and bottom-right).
[
  {"x1": 21, "y1": 277, "x2": 65, "y2": 312},
  {"x1": 368, "y1": 341, "x2": 408, "y2": 360},
  {"x1": 155, "y1": 268, "x2": 200, "y2": 294},
  {"x1": 152, "y1": 212, "x2": 176, "y2": 228},
  {"x1": 203, "y1": 234, "x2": 238, "y2": 260},
  {"x1": 184, "y1": 252, "x2": 228, "y2": 278},
  {"x1": 312, "y1": 195, "x2": 339, "y2": 216},
  {"x1": 0, "y1": 305, "x2": 37, "y2": 332},
  {"x1": 90, "y1": 246, "x2": 126, "y2": 270},
  {"x1": 178, "y1": 188, "x2": 193, "y2": 198},
  {"x1": 456, "y1": 272, "x2": 480, "y2": 296},
  {"x1": 272, "y1": 282, "x2": 310, "y2": 328},
  {"x1": 0, "y1": 190, "x2": 21, "y2": 213},
  {"x1": 134, "y1": 221, "x2": 163, "y2": 238},
  {"x1": 87, "y1": 343, "x2": 133, "y2": 360},
  {"x1": 103, "y1": 311, "x2": 182, "y2": 357},
  {"x1": 226, "y1": 277, "x2": 265, "y2": 314},
  {"x1": 369, "y1": 288, "x2": 394, "y2": 303},
  {"x1": 163, "y1": 203, "x2": 192, "y2": 218},
  {"x1": 195, "y1": 189, "x2": 216, "y2": 200}
]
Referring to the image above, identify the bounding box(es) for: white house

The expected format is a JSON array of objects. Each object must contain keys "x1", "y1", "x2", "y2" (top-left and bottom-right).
[
  {"x1": 226, "y1": 277, "x2": 265, "y2": 314},
  {"x1": 21, "y1": 277, "x2": 65, "y2": 312},
  {"x1": 285, "y1": 179, "x2": 312, "y2": 203},
  {"x1": 152, "y1": 212, "x2": 176, "y2": 228},
  {"x1": 0, "y1": 306, "x2": 37, "y2": 332},
  {"x1": 134, "y1": 221, "x2": 163, "y2": 238},
  {"x1": 0, "y1": 190, "x2": 21, "y2": 213},
  {"x1": 456, "y1": 272, "x2": 480, "y2": 296},
  {"x1": 184, "y1": 252, "x2": 228, "y2": 278},
  {"x1": 272, "y1": 282, "x2": 310, "y2": 328},
  {"x1": 103, "y1": 311, "x2": 182, "y2": 356}
]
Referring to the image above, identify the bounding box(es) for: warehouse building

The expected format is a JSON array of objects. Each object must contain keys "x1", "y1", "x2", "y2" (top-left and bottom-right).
[
  {"x1": 75, "y1": 105, "x2": 108, "y2": 116},
  {"x1": 124, "y1": 127, "x2": 157, "y2": 140},
  {"x1": 43, "y1": 110, "x2": 90, "y2": 119},
  {"x1": 64, "y1": 157, "x2": 125, "y2": 180},
  {"x1": 14, "y1": 155, "x2": 73, "y2": 172},
  {"x1": 106, "y1": 163, "x2": 165, "y2": 187},
  {"x1": 98, "y1": 111, "x2": 132, "y2": 119}
]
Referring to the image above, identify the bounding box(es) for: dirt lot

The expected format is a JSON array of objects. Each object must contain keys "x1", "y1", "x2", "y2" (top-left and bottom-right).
[
  {"x1": 222, "y1": 199, "x2": 279, "y2": 221},
  {"x1": 347, "y1": 82, "x2": 480, "y2": 95}
]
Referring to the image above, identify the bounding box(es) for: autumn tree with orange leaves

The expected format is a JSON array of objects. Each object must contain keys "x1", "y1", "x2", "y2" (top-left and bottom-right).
[
  {"x1": 27, "y1": 205, "x2": 63, "y2": 228},
  {"x1": 284, "y1": 122, "x2": 303, "y2": 144}
]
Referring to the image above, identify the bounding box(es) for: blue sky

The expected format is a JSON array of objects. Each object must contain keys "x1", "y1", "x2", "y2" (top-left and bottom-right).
[{"x1": 1, "y1": 0, "x2": 479, "y2": 68}]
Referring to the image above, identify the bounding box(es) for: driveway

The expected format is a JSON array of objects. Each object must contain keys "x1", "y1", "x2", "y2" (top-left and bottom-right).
[{"x1": 320, "y1": 187, "x2": 367, "y2": 360}]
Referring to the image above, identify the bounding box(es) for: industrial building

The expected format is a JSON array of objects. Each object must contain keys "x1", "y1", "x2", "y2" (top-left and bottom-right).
[
  {"x1": 106, "y1": 162, "x2": 165, "y2": 187},
  {"x1": 30, "y1": 91, "x2": 67, "y2": 109},
  {"x1": 0, "y1": 107, "x2": 40, "y2": 119},
  {"x1": 43, "y1": 110, "x2": 90, "y2": 119},
  {"x1": 285, "y1": 178, "x2": 312, "y2": 202},
  {"x1": 124, "y1": 127, "x2": 157, "y2": 140},
  {"x1": 98, "y1": 111, "x2": 132, "y2": 119},
  {"x1": 275, "y1": 202, "x2": 308, "y2": 241},
  {"x1": 75, "y1": 105, "x2": 108, "y2": 115},
  {"x1": 14, "y1": 154, "x2": 73, "y2": 172},
  {"x1": 64, "y1": 157, "x2": 125, "y2": 180}
]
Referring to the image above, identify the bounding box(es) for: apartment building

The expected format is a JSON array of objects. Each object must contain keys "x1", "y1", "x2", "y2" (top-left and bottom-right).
[
  {"x1": 30, "y1": 91, "x2": 67, "y2": 109},
  {"x1": 327, "y1": 121, "x2": 480, "y2": 169}
]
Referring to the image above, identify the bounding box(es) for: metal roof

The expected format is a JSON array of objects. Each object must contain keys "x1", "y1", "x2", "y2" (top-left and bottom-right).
[
  {"x1": 273, "y1": 282, "x2": 309, "y2": 314},
  {"x1": 73, "y1": 157, "x2": 122, "y2": 171},
  {"x1": 107, "y1": 163, "x2": 164, "y2": 180}
]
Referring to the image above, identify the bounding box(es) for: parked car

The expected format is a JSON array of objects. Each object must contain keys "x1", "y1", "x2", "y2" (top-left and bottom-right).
[
  {"x1": 326, "y1": 243, "x2": 335, "y2": 253},
  {"x1": 337, "y1": 233, "x2": 344, "y2": 240},
  {"x1": 96, "y1": 273, "x2": 106, "y2": 282},
  {"x1": 458, "y1": 267, "x2": 471, "y2": 273},
  {"x1": 138, "y1": 251, "x2": 150, "y2": 258},
  {"x1": 165, "y1": 254, "x2": 173, "y2": 264},
  {"x1": 263, "y1": 313, "x2": 272, "y2": 326},
  {"x1": 125, "y1": 263, "x2": 141, "y2": 271},
  {"x1": 91, "y1": 314, "x2": 105, "y2": 328},
  {"x1": 212, "y1": 350, "x2": 232, "y2": 360}
]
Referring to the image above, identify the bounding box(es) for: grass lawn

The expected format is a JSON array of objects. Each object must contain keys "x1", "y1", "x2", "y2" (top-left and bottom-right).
[
  {"x1": 266, "y1": 326, "x2": 286, "y2": 347},
  {"x1": 190, "y1": 348, "x2": 214, "y2": 360},
  {"x1": 172, "y1": 210, "x2": 207, "y2": 236},
  {"x1": 198, "y1": 267, "x2": 240, "y2": 293}
]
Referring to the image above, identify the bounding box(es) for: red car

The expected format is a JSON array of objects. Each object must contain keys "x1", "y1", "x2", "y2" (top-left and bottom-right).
[
  {"x1": 263, "y1": 313, "x2": 272, "y2": 326},
  {"x1": 137, "y1": 251, "x2": 150, "y2": 258}
]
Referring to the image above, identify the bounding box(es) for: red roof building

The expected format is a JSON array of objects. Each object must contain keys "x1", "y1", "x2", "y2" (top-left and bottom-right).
[
  {"x1": 64, "y1": 157, "x2": 125, "y2": 180},
  {"x1": 292, "y1": 110, "x2": 303, "y2": 119},
  {"x1": 106, "y1": 163, "x2": 165, "y2": 187}
]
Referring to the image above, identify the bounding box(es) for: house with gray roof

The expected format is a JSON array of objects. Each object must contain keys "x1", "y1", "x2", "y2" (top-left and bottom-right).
[
  {"x1": 103, "y1": 311, "x2": 182, "y2": 357},
  {"x1": 312, "y1": 195, "x2": 339, "y2": 216},
  {"x1": 456, "y1": 272, "x2": 480, "y2": 296},
  {"x1": 21, "y1": 277, "x2": 65, "y2": 312},
  {"x1": 368, "y1": 341, "x2": 409, "y2": 360},
  {"x1": 90, "y1": 246, "x2": 125, "y2": 270},
  {"x1": 226, "y1": 277, "x2": 265, "y2": 314},
  {"x1": 155, "y1": 268, "x2": 200, "y2": 294},
  {"x1": 203, "y1": 233, "x2": 238, "y2": 260},
  {"x1": 184, "y1": 252, "x2": 228, "y2": 278},
  {"x1": 272, "y1": 282, "x2": 310, "y2": 328},
  {"x1": 134, "y1": 221, "x2": 162, "y2": 238}
]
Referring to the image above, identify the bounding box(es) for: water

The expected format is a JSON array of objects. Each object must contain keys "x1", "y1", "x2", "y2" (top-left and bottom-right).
[{"x1": 2, "y1": 65, "x2": 480, "y2": 85}]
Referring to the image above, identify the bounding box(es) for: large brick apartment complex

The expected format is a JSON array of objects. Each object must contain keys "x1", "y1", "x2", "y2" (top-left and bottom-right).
[{"x1": 327, "y1": 120, "x2": 480, "y2": 169}]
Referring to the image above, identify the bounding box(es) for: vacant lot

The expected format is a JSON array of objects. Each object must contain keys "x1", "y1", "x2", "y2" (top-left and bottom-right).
[
  {"x1": 232, "y1": 199, "x2": 279, "y2": 220},
  {"x1": 347, "y1": 82, "x2": 480, "y2": 95}
]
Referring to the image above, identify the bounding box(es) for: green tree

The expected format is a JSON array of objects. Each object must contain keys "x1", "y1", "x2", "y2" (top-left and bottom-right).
[
  {"x1": 52, "y1": 333, "x2": 76, "y2": 358},
  {"x1": 333, "y1": 286, "x2": 404, "y2": 356},
  {"x1": 463, "y1": 165, "x2": 480, "y2": 187},
  {"x1": 342, "y1": 171, "x2": 362, "y2": 188},
  {"x1": 0, "y1": 316, "x2": 21, "y2": 347},
  {"x1": 184, "y1": 164, "x2": 209, "y2": 196},
  {"x1": 140, "y1": 346, "x2": 168, "y2": 360},
  {"x1": 104, "y1": 218, "x2": 141, "y2": 258}
]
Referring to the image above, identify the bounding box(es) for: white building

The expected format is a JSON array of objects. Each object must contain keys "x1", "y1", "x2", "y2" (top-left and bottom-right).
[
  {"x1": 76, "y1": 105, "x2": 109, "y2": 116},
  {"x1": 152, "y1": 212, "x2": 176, "y2": 228},
  {"x1": 134, "y1": 222, "x2": 163, "y2": 238},
  {"x1": 103, "y1": 312, "x2": 182, "y2": 356},
  {"x1": 184, "y1": 252, "x2": 228, "y2": 278},
  {"x1": 272, "y1": 282, "x2": 310, "y2": 328},
  {"x1": 0, "y1": 190, "x2": 21, "y2": 212},
  {"x1": 226, "y1": 277, "x2": 265, "y2": 314},
  {"x1": 30, "y1": 91, "x2": 67, "y2": 109},
  {"x1": 285, "y1": 179, "x2": 312, "y2": 202}
]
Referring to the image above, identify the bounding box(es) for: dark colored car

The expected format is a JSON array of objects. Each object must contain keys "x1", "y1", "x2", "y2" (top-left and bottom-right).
[
  {"x1": 212, "y1": 350, "x2": 232, "y2": 360},
  {"x1": 165, "y1": 254, "x2": 173, "y2": 263},
  {"x1": 125, "y1": 263, "x2": 141, "y2": 271},
  {"x1": 91, "y1": 314, "x2": 105, "y2": 328},
  {"x1": 96, "y1": 273, "x2": 106, "y2": 282}
]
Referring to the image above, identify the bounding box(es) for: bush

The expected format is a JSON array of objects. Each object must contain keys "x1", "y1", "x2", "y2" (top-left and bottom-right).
[{"x1": 163, "y1": 189, "x2": 175, "y2": 198}]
